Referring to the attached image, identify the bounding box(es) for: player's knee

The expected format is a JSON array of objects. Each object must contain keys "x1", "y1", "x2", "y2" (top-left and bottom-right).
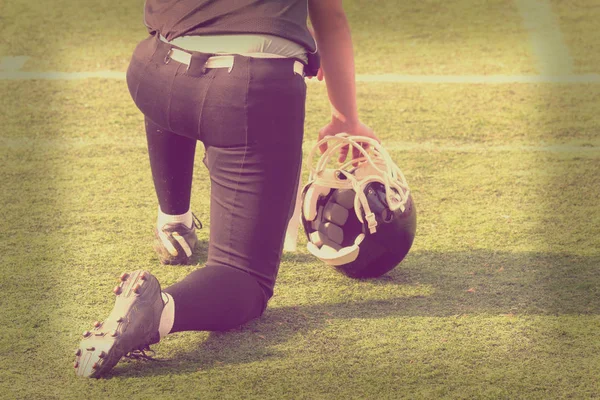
[{"x1": 212, "y1": 265, "x2": 270, "y2": 329}]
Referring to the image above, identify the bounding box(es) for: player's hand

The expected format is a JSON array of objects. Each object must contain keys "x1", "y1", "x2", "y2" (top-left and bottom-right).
[
  {"x1": 318, "y1": 119, "x2": 380, "y2": 163},
  {"x1": 307, "y1": 67, "x2": 324, "y2": 81}
]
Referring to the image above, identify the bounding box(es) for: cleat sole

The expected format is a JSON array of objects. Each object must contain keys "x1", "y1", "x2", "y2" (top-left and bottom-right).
[{"x1": 74, "y1": 270, "x2": 163, "y2": 378}]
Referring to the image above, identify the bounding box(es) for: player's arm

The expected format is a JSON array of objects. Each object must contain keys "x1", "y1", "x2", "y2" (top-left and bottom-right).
[
  {"x1": 308, "y1": 0, "x2": 379, "y2": 160},
  {"x1": 308, "y1": 0, "x2": 358, "y2": 127}
]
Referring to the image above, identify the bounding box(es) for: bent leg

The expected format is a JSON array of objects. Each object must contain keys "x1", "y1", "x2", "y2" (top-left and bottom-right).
[
  {"x1": 146, "y1": 117, "x2": 196, "y2": 215},
  {"x1": 164, "y1": 265, "x2": 266, "y2": 332},
  {"x1": 163, "y1": 142, "x2": 302, "y2": 331},
  {"x1": 160, "y1": 56, "x2": 305, "y2": 332}
]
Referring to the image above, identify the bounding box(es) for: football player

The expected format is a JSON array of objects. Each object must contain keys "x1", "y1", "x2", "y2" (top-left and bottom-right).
[{"x1": 75, "y1": 0, "x2": 378, "y2": 378}]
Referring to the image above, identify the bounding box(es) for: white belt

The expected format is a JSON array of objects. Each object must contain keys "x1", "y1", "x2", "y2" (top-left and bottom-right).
[{"x1": 166, "y1": 48, "x2": 304, "y2": 76}]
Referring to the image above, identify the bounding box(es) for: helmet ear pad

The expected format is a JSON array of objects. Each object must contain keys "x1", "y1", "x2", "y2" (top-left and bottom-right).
[{"x1": 307, "y1": 191, "x2": 363, "y2": 250}]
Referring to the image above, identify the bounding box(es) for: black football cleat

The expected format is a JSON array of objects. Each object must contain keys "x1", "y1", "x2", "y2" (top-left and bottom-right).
[
  {"x1": 153, "y1": 214, "x2": 202, "y2": 265},
  {"x1": 74, "y1": 270, "x2": 164, "y2": 378}
]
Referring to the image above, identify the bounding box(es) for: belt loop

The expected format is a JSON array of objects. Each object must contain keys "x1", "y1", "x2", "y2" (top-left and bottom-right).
[
  {"x1": 164, "y1": 48, "x2": 172, "y2": 65},
  {"x1": 192, "y1": 53, "x2": 213, "y2": 76}
]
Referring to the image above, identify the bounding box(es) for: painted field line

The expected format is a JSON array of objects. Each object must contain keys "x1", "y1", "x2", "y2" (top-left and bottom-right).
[
  {"x1": 354, "y1": 74, "x2": 600, "y2": 84},
  {"x1": 515, "y1": 0, "x2": 573, "y2": 75},
  {"x1": 1, "y1": 70, "x2": 600, "y2": 83},
  {"x1": 1, "y1": 137, "x2": 597, "y2": 154},
  {"x1": 382, "y1": 143, "x2": 600, "y2": 153},
  {"x1": 0, "y1": 56, "x2": 30, "y2": 71},
  {"x1": 0, "y1": 71, "x2": 127, "y2": 80},
  {"x1": 308, "y1": 142, "x2": 600, "y2": 154}
]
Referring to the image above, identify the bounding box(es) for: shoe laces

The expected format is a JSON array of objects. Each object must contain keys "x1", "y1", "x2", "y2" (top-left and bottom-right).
[
  {"x1": 123, "y1": 293, "x2": 170, "y2": 362},
  {"x1": 192, "y1": 213, "x2": 203, "y2": 230},
  {"x1": 124, "y1": 345, "x2": 159, "y2": 361}
]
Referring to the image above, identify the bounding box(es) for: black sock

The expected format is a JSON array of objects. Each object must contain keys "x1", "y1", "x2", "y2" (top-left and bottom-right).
[{"x1": 145, "y1": 117, "x2": 197, "y2": 215}]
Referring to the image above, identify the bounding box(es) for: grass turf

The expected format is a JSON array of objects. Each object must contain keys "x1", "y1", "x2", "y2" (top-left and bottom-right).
[
  {"x1": 551, "y1": 0, "x2": 600, "y2": 74},
  {"x1": 1, "y1": 0, "x2": 538, "y2": 75},
  {"x1": 1, "y1": 0, "x2": 600, "y2": 398},
  {"x1": 2, "y1": 79, "x2": 599, "y2": 398}
]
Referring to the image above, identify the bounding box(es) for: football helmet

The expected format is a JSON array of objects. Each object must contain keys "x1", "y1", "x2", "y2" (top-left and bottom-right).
[{"x1": 300, "y1": 134, "x2": 416, "y2": 278}]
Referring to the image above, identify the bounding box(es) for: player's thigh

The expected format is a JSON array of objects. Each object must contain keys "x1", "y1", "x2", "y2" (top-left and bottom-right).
[
  {"x1": 202, "y1": 67, "x2": 306, "y2": 297},
  {"x1": 203, "y1": 140, "x2": 302, "y2": 297}
]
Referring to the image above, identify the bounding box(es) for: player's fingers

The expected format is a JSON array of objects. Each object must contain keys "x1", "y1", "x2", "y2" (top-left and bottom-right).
[
  {"x1": 350, "y1": 140, "x2": 371, "y2": 167},
  {"x1": 319, "y1": 133, "x2": 330, "y2": 153},
  {"x1": 338, "y1": 144, "x2": 349, "y2": 163},
  {"x1": 319, "y1": 142, "x2": 328, "y2": 154},
  {"x1": 318, "y1": 129, "x2": 331, "y2": 153},
  {"x1": 351, "y1": 146, "x2": 361, "y2": 167}
]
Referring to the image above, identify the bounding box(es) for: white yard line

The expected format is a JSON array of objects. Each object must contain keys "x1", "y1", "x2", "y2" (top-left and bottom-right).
[
  {"x1": 307, "y1": 142, "x2": 600, "y2": 154},
  {"x1": 0, "y1": 56, "x2": 30, "y2": 71},
  {"x1": 1, "y1": 69, "x2": 599, "y2": 83},
  {"x1": 0, "y1": 70, "x2": 127, "y2": 80},
  {"x1": 354, "y1": 74, "x2": 600, "y2": 83},
  {"x1": 515, "y1": 0, "x2": 574, "y2": 76},
  {"x1": 0, "y1": 137, "x2": 597, "y2": 153},
  {"x1": 382, "y1": 143, "x2": 599, "y2": 153}
]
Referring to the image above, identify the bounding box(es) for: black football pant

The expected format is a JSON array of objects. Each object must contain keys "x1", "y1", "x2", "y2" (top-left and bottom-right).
[{"x1": 126, "y1": 34, "x2": 306, "y2": 332}]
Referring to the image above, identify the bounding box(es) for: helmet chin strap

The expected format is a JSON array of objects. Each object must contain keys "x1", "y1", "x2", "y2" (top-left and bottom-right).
[{"x1": 306, "y1": 233, "x2": 365, "y2": 266}]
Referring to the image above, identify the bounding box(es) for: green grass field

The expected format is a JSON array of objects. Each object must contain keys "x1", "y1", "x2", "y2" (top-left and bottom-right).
[{"x1": 1, "y1": 0, "x2": 599, "y2": 399}]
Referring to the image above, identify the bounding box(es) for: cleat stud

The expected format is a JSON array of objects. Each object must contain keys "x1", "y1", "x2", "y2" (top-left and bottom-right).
[
  {"x1": 116, "y1": 317, "x2": 124, "y2": 323},
  {"x1": 133, "y1": 283, "x2": 142, "y2": 294},
  {"x1": 75, "y1": 349, "x2": 81, "y2": 357},
  {"x1": 93, "y1": 321, "x2": 101, "y2": 328},
  {"x1": 92, "y1": 362, "x2": 98, "y2": 370},
  {"x1": 113, "y1": 286, "x2": 122, "y2": 295},
  {"x1": 140, "y1": 272, "x2": 147, "y2": 280},
  {"x1": 120, "y1": 272, "x2": 129, "y2": 282},
  {"x1": 110, "y1": 330, "x2": 118, "y2": 337},
  {"x1": 98, "y1": 351, "x2": 106, "y2": 359},
  {"x1": 74, "y1": 361, "x2": 79, "y2": 368},
  {"x1": 82, "y1": 330, "x2": 91, "y2": 337},
  {"x1": 86, "y1": 347, "x2": 95, "y2": 352}
]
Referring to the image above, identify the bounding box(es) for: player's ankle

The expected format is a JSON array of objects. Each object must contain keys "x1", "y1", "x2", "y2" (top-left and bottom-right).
[
  {"x1": 158, "y1": 292, "x2": 175, "y2": 338},
  {"x1": 157, "y1": 206, "x2": 193, "y2": 230}
]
